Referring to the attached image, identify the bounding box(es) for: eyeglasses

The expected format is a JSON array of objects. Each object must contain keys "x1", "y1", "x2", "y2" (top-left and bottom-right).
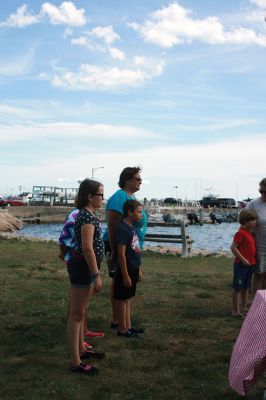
[
  {"x1": 131, "y1": 177, "x2": 142, "y2": 183},
  {"x1": 94, "y1": 193, "x2": 104, "y2": 198},
  {"x1": 259, "y1": 189, "x2": 266, "y2": 195}
]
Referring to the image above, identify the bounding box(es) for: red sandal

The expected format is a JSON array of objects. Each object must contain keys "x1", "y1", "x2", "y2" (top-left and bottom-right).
[{"x1": 84, "y1": 330, "x2": 105, "y2": 338}]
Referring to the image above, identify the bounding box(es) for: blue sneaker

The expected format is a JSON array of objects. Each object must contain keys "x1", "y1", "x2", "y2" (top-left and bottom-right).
[
  {"x1": 117, "y1": 330, "x2": 132, "y2": 337},
  {"x1": 129, "y1": 327, "x2": 144, "y2": 334}
]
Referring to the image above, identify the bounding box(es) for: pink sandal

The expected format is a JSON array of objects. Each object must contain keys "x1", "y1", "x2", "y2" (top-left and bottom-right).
[
  {"x1": 70, "y1": 362, "x2": 98, "y2": 375},
  {"x1": 83, "y1": 341, "x2": 92, "y2": 350},
  {"x1": 85, "y1": 330, "x2": 104, "y2": 338}
]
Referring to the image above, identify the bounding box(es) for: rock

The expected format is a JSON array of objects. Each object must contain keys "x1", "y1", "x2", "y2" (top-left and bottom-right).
[{"x1": 0, "y1": 211, "x2": 23, "y2": 232}]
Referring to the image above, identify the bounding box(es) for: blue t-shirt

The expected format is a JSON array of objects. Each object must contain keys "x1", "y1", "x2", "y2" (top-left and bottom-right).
[
  {"x1": 116, "y1": 220, "x2": 141, "y2": 270},
  {"x1": 103, "y1": 189, "x2": 148, "y2": 248}
]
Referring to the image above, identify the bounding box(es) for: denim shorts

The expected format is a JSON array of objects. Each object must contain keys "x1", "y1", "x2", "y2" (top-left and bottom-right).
[
  {"x1": 67, "y1": 256, "x2": 94, "y2": 288},
  {"x1": 232, "y1": 262, "x2": 255, "y2": 290}
]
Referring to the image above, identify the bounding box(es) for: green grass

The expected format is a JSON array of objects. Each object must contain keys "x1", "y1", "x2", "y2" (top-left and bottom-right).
[{"x1": 0, "y1": 237, "x2": 264, "y2": 399}]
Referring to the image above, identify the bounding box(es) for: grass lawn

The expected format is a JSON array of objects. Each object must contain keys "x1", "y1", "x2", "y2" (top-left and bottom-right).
[{"x1": 0, "y1": 237, "x2": 265, "y2": 400}]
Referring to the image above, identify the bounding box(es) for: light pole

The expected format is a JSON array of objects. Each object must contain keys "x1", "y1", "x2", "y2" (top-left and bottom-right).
[
  {"x1": 92, "y1": 166, "x2": 104, "y2": 180},
  {"x1": 174, "y1": 186, "x2": 178, "y2": 199}
]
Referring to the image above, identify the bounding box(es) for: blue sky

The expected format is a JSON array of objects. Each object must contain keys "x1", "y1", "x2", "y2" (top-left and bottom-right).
[{"x1": 1, "y1": 0, "x2": 266, "y2": 200}]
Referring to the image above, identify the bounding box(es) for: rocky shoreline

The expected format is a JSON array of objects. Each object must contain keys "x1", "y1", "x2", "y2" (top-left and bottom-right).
[{"x1": 0, "y1": 211, "x2": 23, "y2": 232}]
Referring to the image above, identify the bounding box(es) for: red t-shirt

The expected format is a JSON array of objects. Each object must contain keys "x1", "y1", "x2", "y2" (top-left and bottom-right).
[{"x1": 233, "y1": 227, "x2": 256, "y2": 265}]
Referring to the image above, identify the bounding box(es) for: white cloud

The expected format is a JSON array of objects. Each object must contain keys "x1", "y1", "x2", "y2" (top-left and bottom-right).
[
  {"x1": 109, "y1": 47, "x2": 125, "y2": 61},
  {"x1": 40, "y1": 1, "x2": 86, "y2": 26},
  {"x1": 0, "y1": 2, "x2": 87, "y2": 28},
  {"x1": 250, "y1": 0, "x2": 266, "y2": 8},
  {"x1": 88, "y1": 26, "x2": 120, "y2": 45},
  {"x1": 0, "y1": 5, "x2": 40, "y2": 28},
  {"x1": 0, "y1": 122, "x2": 156, "y2": 142},
  {"x1": 133, "y1": 56, "x2": 148, "y2": 66},
  {"x1": 129, "y1": 2, "x2": 266, "y2": 48},
  {"x1": 175, "y1": 119, "x2": 257, "y2": 132},
  {"x1": 63, "y1": 27, "x2": 73, "y2": 38},
  {"x1": 71, "y1": 25, "x2": 125, "y2": 60},
  {"x1": 49, "y1": 61, "x2": 165, "y2": 91}
]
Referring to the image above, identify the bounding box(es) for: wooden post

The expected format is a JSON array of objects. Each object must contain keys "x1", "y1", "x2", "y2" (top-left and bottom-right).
[{"x1": 180, "y1": 219, "x2": 188, "y2": 257}]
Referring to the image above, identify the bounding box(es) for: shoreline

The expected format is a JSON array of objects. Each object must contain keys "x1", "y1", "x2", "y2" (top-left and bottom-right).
[{"x1": 0, "y1": 231, "x2": 233, "y2": 258}]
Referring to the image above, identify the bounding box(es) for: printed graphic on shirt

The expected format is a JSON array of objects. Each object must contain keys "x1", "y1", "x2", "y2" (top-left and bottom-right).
[{"x1": 131, "y1": 233, "x2": 140, "y2": 254}]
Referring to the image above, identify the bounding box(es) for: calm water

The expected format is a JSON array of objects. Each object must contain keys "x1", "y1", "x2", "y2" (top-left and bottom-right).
[{"x1": 15, "y1": 222, "x2": 238, "y2": 252}]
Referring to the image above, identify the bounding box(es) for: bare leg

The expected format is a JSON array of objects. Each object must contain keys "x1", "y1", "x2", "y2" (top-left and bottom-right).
[
  {"x1": 83, "y1": 286, "x2": 94, "y2": 335},
  {"x1": 240, "y1": 289, "x2": 249, "y2": 315},
  {"x1": 111, "y1": 278, "x2": 118, "y2": 325},
  {"x1": 232, "y1": 289, "x2": 241, "y2": 315},
  {"x1": 67, "y1": 286, "x2": 91, "y2": 366},
  {"x1": 117, "y1": 299, "x2": 127, "y2": 333},
  {"x1": 126, "y1": 299, "x2": 131, "y2": 330}
]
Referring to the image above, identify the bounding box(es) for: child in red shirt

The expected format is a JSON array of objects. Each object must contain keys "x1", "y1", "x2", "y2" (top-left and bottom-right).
[{"x1": 231, "y1": 209, "x2": 258, "y2": 317}]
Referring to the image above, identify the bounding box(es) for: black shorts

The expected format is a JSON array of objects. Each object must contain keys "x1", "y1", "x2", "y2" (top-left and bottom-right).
[
  {"x1": 67, "y1": 256, "x2": 94, "y2": 288},
  {"x1": 113, "y1": 268, "x2": 139, "y2": 300}
]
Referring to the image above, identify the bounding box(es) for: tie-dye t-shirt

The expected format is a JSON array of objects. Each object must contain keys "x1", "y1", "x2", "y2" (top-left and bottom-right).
[{"x1": 58, "y1": 208, "x2": 79, "y2": 261}]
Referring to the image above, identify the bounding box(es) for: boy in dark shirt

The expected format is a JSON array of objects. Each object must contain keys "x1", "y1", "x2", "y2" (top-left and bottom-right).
[
  {"x1": 231, "y1": 208, "x2": 258, "y2": 317},
  {"x1": 113, "y1": 200, "x2": 143, "y2": 337}
]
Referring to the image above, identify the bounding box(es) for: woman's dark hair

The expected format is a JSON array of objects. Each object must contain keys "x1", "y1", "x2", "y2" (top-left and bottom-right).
[
  {"x1": 123, "y1": 199, "x2": 142, "y2": 217},
  {"x1": 238, "y1": 209, "x2": 258, "y2": 225},
  {"x1": 259, "y1": 178, "x2": 266, "y2": 187},
  {"x1": 118, "y1": 167, "x2": 142, "y2": 189},
  {"x1": 76, "y1": 178, "x2": 102, "y2": 209}
]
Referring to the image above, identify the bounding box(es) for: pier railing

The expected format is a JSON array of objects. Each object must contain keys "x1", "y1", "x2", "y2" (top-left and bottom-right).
[{"x1": 145, "y1": 220, "x2": 193, "y2": 257}]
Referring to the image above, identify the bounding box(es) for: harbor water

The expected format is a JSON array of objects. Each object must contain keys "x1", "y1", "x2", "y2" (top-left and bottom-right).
[{"x1": 15, "y1": 222, "x2": 238, "y2": 253}]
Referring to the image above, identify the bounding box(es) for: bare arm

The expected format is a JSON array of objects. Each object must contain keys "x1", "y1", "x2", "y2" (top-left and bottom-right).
[
  {"x1": 231, "y1": 241, "x2": 251, "y2": 266},
  {"x1": 108, "y1": 210, "x2": 123, "y2": 262},
  {"x1": 81, "y1": 224, "x2": 102, "y2": 290},
  {"x1": 117, "y1": 244, "x2": 132, "y2": 288}
]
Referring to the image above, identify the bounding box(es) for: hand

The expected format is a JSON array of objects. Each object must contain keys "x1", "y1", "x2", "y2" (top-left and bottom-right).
[
  {"x1": 94, "y1": 275, "x2": 102, "y2": 292},
  {"x1": 123, "y1": 275, "x2": 132, "y2": 288},
  {"x1": 242, "y1": 259, "x2": 251, "y2": 267}
]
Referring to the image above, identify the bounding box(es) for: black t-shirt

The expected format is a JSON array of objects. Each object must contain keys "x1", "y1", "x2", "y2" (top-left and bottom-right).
[
  {"x1": 74, "y1": 209, "x2": 104, "y2": 263},
  {"x1": 116, "y1": 220, "x2": 141, "y2": 270}
]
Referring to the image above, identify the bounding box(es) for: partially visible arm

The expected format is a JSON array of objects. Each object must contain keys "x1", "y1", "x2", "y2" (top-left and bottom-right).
[
  {"x1": 231, "y1": 241, "x2": 251, "y2": 266},
  {"x1": 117, "y1": 244, "x2": 132, "y2": 288},
  {"x1": 59, "y1": 245, "x2": 69, "y2": 260},
  {"x1": 81, "y1": 224, "x2": 102, "y2": 290},
  {"x1": 108, "y1": 210, "x2": 123, "y2": 262}
]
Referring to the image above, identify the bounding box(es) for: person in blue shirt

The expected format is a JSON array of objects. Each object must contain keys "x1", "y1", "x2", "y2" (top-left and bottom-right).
[{"x1": 103, "y1": 167, "x2": 148, "y2": 329}]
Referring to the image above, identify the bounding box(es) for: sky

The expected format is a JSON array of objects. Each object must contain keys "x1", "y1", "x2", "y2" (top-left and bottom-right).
[{"x1": 1, "y1": 0, "x2": 266, "y2": 201}]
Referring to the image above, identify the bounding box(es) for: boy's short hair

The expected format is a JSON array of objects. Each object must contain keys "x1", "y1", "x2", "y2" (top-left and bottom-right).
[
  {"x1": 238, "y1": 208, "x2": 258, "y2": 225},
  {"x1": 123, "y1": 199, "x2": 142, "y2": 217}
]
